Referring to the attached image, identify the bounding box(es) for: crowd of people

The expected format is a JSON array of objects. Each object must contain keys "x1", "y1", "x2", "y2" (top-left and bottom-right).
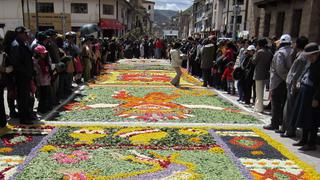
[
  {"x1": 0, "y1": 26, "x2": 319, "y2": 151},
  {"x1": 169, "y1": 34, "x2": 319, "y2": 151},
  {"x1": 0, "y1": 26, "x2": 136, "y2": 126}
]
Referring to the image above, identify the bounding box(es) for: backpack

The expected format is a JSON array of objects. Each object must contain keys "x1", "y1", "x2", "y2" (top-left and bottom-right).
[{"x1": 233, "y1": 67, "x2": 245, "y2": 80}]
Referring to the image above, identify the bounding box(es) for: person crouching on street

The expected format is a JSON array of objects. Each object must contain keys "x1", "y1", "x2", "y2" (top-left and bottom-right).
[
  {"x1": 170, "y1": 42, "x2": 184, "y2": 88},
  {"x1": 33, "y1": 45, "x2": 52, "y2": 114}
]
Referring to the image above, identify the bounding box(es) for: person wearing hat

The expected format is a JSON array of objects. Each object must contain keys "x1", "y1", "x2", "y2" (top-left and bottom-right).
[
  {"x1": 264, "y1": 34, "x2": 294, "y2": 131},
  {"x1": 31, "y1": 31, "x2": 49, "y2": 50},
  {"x1": 45, "y1": 29, "x2": 60, "y2": 64},
  {"x1": 281, "y1": 36, "x2": 309, "y2": 138},
  {"x1": 291, "y1": 42, "x2": 320, "y2": 151},
  {"x1": 33, "y1": 45, "x2": 52, "y2": 114},
  {"x1": 241, "y1": 45, "x2": 256, "y2": 105},
  {"x1": 10, "y1": 26, "x2": 35, "y2": 124},
  {"x1": 252, "y1": 38, "x2": 273, "y2": 113}
]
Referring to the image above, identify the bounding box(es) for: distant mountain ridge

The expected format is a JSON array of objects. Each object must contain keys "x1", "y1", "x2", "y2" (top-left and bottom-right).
[{"x1": 154, "y1": 9, "x2": 178, "y2": 25}]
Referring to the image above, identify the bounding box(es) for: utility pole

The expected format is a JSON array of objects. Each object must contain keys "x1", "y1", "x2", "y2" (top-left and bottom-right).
[
  {"x1": 27, "y1": 0, "x2": 31, "y2": 29},
  {"x1": 35, "y1": 0, "x2": 39, "y2": 32},
  {"x1": 62, "y1": 0, "x2": 66, "y2": 35},
  {"x1": 232, "y1": 0, "x2": 240, "y2": 41},
  {"x1": 99, "y1": 0, "x2": 101, "y2": 23},
  {"x1": 98, "y1": 0, "x2": 101, "y2": 37},
  {"x1": 21, "y1": 0, "x2": 25, "y2": 26}
]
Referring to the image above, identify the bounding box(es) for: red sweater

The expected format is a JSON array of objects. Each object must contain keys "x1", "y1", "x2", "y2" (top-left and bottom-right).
[
  {"x1": 155, "y1": 40, "x2": 163, "y2": 49},
  {"x1": 222, "y1": 67, "x2": 234, "y2": 81}
]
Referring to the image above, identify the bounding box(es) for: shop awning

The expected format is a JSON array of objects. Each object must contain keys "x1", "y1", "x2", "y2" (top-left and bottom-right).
[{"x1": 100, "y1": 19, "x2": 125, "y2": 30}]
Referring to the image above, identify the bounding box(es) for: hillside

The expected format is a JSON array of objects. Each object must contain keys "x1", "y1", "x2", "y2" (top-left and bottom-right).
[{"x1": 154, "y1": 9, "x2": 178, "y2": 25}]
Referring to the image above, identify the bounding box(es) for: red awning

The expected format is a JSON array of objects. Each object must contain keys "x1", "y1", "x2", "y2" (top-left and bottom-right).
[{"x1": 100, "y1": 19, "x2": 125, "y2": 30}]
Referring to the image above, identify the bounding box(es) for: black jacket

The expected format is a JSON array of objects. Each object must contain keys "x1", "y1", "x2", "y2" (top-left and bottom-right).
[
  {"x1": 10, "y1": 38, "x2": 33, "y2": 80},
  {"x1": 309, "y1": 57, "x2": 320, "y2": 101}
]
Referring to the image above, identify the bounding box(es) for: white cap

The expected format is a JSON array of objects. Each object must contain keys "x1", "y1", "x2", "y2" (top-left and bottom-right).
[
  {"x1": 280, "y1": 34, "x2": 292, "y2": 44},
  {"x1": 247, "y1": 45, "x2": 256, "y2": 51}
]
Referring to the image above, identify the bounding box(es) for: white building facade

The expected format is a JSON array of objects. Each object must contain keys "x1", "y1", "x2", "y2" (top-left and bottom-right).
[{"x1": 0, "y1": 0, "x2": 134, "y2": 37}]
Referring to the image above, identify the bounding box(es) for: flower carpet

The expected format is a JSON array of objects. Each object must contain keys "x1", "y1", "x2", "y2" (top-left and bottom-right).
[
  {"x1": 49, "y1": 86, "x2": 258, "y2": 123},
  {"x1": 2, "y1": 59, "x2": 319, "y2": 179},
  {"x1": 1, "y1": 125, "x2": 319, "y2": 179}
]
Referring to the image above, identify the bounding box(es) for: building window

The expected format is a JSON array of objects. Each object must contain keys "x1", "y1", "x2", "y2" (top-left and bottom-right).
[
  {"x1": 263, "y1": 13, "x2": 271, "y2": 37},
  {"x1": 255, "y1": 17, "x2": 260, "y2": 37},
  {"x1": 71, "y1": 3, "x2": 88, "y2": 14},
  {"x1": 38, "y1": 2, "x2": 54, "y2": 13},
  {"x1": 233, "y1": 0, "x2": 244, "y2": 5},
  {"x1": 148, "y1": 5, "x2": 151, "y2": 10},
  {"x1": 103, "y1": 4, "x2": 114, "y2": 15},
  {"x1": 39, "y1": 26, "x2": 54, "y2": 31},
  {"x1": 275, "y1": 12, "x2": 285, "y2": 38},
  {"x1": 291, "y1": 9, "x2": 302, "y2": 38},
  {"x1": 230, "y1": 16, "x2": 242, "y2": 24}
]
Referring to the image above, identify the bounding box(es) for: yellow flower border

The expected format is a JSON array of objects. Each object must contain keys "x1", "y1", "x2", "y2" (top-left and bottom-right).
[
  {"x1": 252, "y1": 128, "x2": 320, "y2": 179},
  {"x1": 4, "y1": 124, "x2": 319, "y2": 178}
]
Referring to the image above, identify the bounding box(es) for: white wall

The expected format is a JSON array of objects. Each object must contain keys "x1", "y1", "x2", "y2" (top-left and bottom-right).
[
  {"x1": 0, "y1": 0, "x2": 137, "y2": 33},
  {"x1": 0, "y1": 0, "x2": 24, "y2": 32}
]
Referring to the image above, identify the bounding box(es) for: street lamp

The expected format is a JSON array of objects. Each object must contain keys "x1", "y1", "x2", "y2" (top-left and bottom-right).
[
  {"x1": 232, "y1": 0, "x2": 240, "y2": 41},
  {"x1": 35, "y1": 0, "x2": 39, "y2": 32},
  {"x1": 62, "y1": 0, "x2": 66, "y2": 35}
]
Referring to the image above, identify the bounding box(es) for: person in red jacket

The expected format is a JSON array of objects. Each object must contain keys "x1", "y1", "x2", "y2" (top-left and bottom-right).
[
  {"x1": 155, "y1": 38, "x2": 163, "y2": 59},
  {"x1": 221, "y1": 62, "x2": 235, "y2": 94}
]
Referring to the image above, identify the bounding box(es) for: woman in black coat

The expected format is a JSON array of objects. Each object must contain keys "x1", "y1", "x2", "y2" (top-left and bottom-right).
[{"x1": 292, "y1": 43, "x2": 320, "y2": 151}]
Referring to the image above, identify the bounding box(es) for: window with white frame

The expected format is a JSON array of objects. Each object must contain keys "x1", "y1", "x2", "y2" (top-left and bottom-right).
[
  {"x1": 38, "y1": 2, "x2": 54, "y2": 13},
  {"x1": 103, "y1": 4, "x2": 114, "y2": 15}
]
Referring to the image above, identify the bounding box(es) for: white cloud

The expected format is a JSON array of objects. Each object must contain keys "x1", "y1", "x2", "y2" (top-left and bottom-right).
[{"x1": 154, "y1": 0, "x2": 193, "y2": 11}]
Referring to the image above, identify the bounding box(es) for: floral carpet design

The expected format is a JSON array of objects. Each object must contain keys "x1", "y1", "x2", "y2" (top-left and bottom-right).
[
  {"x1": 2, "y1": 60, "x2": 319, "y2": 179},
  {"x1": 0, "y1": 125, "x2": 54, "y2": 179},
  {"x1": 2, "y1": 126, "x2": 319, "y2": 179},
  {"x1": 94, "y1": 70, "x2": 198, "y2": 86},
  {"x1": 50, "y1": 86, "x2": 259, "y2": 124}
]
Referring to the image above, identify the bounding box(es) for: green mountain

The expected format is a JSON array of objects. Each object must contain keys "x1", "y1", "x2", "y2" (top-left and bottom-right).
[{"x1": 154, "y1": 9, "x2": 178, "y2": 25}]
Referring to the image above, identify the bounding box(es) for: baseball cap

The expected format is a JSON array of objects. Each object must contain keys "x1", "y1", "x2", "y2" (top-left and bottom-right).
[
  {"x1": 34, "y1": 45, "x2": 48, "y2": 54},
  {"x1": 280, "y1": 34, "x2": 292, "y2": 44},
  {"x1": 247, "y1": 45, "x2": 256, "y2": 51},
  {"x1": 15, "y1": 26, "x2": 30, "y2": 33}
]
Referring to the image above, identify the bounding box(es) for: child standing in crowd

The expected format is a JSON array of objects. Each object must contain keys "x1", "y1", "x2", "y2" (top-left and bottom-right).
[
  {"x1": 33, "y1": 45, "x2": 52, "y2": 114},
  {"x1": 222, "y1": 62, "x2": 235, "y2": 94}
]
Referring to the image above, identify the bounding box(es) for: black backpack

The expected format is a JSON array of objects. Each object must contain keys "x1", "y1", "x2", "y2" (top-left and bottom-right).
[{"x1": 233, "y1": 67, "x2": 245, "y2": 80}]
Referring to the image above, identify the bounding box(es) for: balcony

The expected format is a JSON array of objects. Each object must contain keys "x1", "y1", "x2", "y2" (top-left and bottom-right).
[{"x1": 254, "y1": 0, "x2": 292, "y2": 8}]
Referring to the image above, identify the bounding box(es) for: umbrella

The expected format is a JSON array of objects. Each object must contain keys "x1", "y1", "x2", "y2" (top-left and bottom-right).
[{"x1": 79, "y1": 24, "x2": 100, "y2": 37}]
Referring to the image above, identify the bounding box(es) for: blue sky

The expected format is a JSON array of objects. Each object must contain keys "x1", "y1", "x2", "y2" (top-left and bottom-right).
[{"x1": 154, "y1": 0, "x2": 193, "y2": 11}]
